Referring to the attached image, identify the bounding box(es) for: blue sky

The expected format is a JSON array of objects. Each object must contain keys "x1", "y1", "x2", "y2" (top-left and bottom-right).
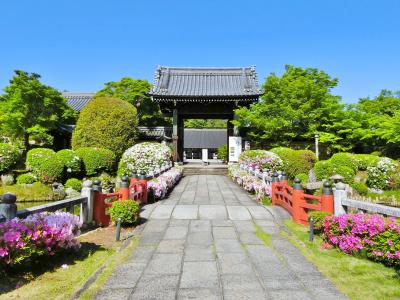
[{"x1": 0, "y1": 0, "x2": 398, "y2": 103}]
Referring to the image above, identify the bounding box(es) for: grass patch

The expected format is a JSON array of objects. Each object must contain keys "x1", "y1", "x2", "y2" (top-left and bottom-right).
[
  {"x1": 283, "y1": 220, "x2": 400, "y2": 300},
  {"x1": 261, "y1": 196, "x2": 271, "y2": 206},
  {"x1": 0, "y1": 227, "x2": 139, "y2": 300},
  {"x1": 1, "y1": 243, "x2": 113, "y2": 299},
  {"x1": 0, "y1": 182, "x2": 57, "y2": 201},
  {"x1": 254, "y1": 224, "x2": 272, "y2": 246}
]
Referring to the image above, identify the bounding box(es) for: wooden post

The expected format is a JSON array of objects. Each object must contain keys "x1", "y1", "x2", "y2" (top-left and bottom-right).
[
  {"x1": 119, "y1": 175, "x2": 129, "y2": 200},
  {"x1": 321, "y1": 181, "x2": 334, "y2": 214},
  {"x1": 271, "y1": 172, "x2": 279, "y2": 205},
  {"x1": 292, "y1": 178, "x2": 304, "y2": 224}
]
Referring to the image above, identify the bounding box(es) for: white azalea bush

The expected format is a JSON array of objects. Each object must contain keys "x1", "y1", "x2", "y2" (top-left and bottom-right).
[
  {"x1": 118, "y1": 142, "x2": 172, "y2": 176},
  {"x1": 239, "y1": 150, "x2": 283, "y2": 171},
  {"x1": 0, "y1": 143, "x2": 21, "y2": 173},
  {"x1": 228, "y1": 164, "x2": 271, "y2": 201},
  {"x1": 367, "y1": 157, "x2": 397, "y2": 190},
  {"x1": 148, "y1": 167, "x2": 183, "y2": 200}
]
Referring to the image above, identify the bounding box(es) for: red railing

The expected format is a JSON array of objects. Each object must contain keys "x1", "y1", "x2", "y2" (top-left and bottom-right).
[
  {"x1": 93, "y1": 176, "x2": 148, "y2": 226},
  {"x1": 272, "y1": 176, "x2": 334, "y2": 225}
]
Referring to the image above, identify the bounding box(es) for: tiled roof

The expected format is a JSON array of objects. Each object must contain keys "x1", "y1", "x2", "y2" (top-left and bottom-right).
[
  {"x1": 62, "y1": 92, "x2": 95, "y2": 111},
  {"x1": 184, "y1": 129, "x2": 227, "y2": 149},
  {"x1": 149, "y1": 66, "x2": 263, "y2": 102}
]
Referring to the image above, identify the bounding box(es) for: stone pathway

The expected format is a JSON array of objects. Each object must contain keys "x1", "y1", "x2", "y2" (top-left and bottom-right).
[{"x1": 95, "y1": 175, "x2": 346, "y2": 300}]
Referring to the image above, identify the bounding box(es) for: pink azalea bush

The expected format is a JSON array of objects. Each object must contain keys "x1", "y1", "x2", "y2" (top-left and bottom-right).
[
  {"x1": 324, "y1": 214, "x2": 400, "y2": 267},
  {"x1": 239, "y1": 150, "x2": 283, "y2": 171},
  {"x1": 0, "y1": 212, "x2": 81, "y2": 267},
  {"x1": 148, "y1": 167, "x2": 183, "y2": 200},
  {"x1": 228, "y1": 164, "x2": 271, "y2": 201}
]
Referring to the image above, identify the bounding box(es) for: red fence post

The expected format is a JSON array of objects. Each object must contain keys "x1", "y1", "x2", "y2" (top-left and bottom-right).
[
  {"x1": 321, "y1": 181, "x2": 334, "y2": 214},
  {"x1": 271, "y1": 172, "x2": 279, "y2": 205},
  {"x1": 292, "y1": 178, "x2": 304, "y2": 224},
  {"x1": 119, "y1": 175, "x2": 129, "y2": 200}
]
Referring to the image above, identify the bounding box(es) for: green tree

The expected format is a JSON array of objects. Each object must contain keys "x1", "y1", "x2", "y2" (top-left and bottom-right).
[
  {"x1": 233, "y1": 65, "x2": 346, "y2": 152},
  {"x1": 95, "y1": 77, "x2": 166, "y2": 126},
  {"x1": 71, "y1": 96, "x2": 138, "y2": 158},
  {"x1": 0, "y1": 70, "x2": 76, "y2": 149}
]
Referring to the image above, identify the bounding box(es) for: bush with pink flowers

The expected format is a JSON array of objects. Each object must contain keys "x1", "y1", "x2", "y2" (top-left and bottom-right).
[
  {"x1": 0, "y1": 212, "x2": 81, "y2": 267},
  {"x1": 147, "y1": 167, "x2": 183, "y2": 200},
  {"x1": 324, "y1": 214, "x2": 400, "y2": 267}
]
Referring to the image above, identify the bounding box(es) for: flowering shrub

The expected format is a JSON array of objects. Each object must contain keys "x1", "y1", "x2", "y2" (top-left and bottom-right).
[
  {"x1": 0, "y1": 212, "x2": 81, "y2": 267},
  {"x1": 26, "y1": 148, "x2": 64, "y2": 183},
  {"x1": 118, "y1": 142, "x2": 172, "y2": 176},
  {"x1": 148, "y1": 167, "x2": 183, "y2": 200},
  {"x1": 367, "y1": 157, "x2": 397, "y2": 190},
  {"x1": 0, "y1": 143, "x2": 20, "y2": 173},
  {"x1": 324, "y1": 214, "x2": 400, "y2": 267},
  {"x1": 56, "y1": 149, "x2": 82, "y2": 174},
  {"x1": 239, "y1": 150, "x2": 283, "y2": 171},
  {"x1": 228, "y1": 164, "x2": 271, "y2": 201}
]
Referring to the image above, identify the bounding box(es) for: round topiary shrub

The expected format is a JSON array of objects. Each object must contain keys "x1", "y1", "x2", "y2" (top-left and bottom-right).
[
  {"x1": 65, "y1": 178, "x2": 82, "y2": 191},
  {"x1": 308, "y1": 211, "x2": 331, "y2": 234},
  {"x1": 332, "y1": 165, "x2": 355, "y2": 183},
  {"x1": 75, "y1": 147, "x2": 116, "y2": 176},
  {"x1": 56, "y1": 149, "x2": 81, "y2": 174},
  {"x1": 16, "y1": 173, "x2": 37, "y2": 184},
  {"x1": 330, "y1": 153, "x2": 357, "y2": 172},
  {"x1": 109, "y1": 199, "x2": 140, "y2": 225},
  {"x1": 296, "y1": 173, "x2": 308, "y2": 183},
  {"x1": 314, "y1": 160, "x2": 333, "y2": 181},
  {"x1": 118, "y1": 142, "x2": 172, "y2": 176},
  {"x1": 239, "y1": 150, "x2": 283, "y2": 171},
  {"x1": 0, "y1": 143, "x2": 20, "y2": 173},
  {"x1": 270, "y1": 147, "x2": 316, "y2": 178},
  {"x1": 71, "y1": 96, "x2": 138, "y2": 158},
  {"x1": 26, "y1": 148, "x2": 64, "y2": 183}
]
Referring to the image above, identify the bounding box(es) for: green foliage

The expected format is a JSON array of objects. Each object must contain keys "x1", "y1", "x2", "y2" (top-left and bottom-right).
[
  {"x1": 56, "y1": 149, "x2": 81, "y2": 174},
  {"x1": 351, "y1": 182, "x2": 369, "y2": 196},
  {"x1": 296, "y1": 173, "x2": 308, "y2": 183},
  {"x1": 108, "y1": 200, "x2": 140, "y2": 225},
  {"x1": 314, "y1": 160, "x2": 333, "y2": 181},
  {"x1": 0, "y1": 182, "x2": 54, "y2": 201},
  {"x1": 330, "y1": 153, "x2": 357, "y2": 171},
  {"x1": 0, "y1": 70, "x2": 76, "y2": 149},
  {"x1": 65, "y1": 178, "x2": 82, "y2": 191},
  {"x1": 185, "y1": 119, "x2": 227, "y2": 128},
  {"x1": 354, "y1": 154, "x2": 381, "y2": 170},
  {"x1": 95, "y1": 77, "x2": 166, "y2": 126},
  {"x1": 0, "y1": 143, "x2": 20, "y2": 173},
  {"x1": 26, "y1": 148, "x2": 64, "y2": 183},
  {"x1": 261, "y1": 196, "x2": 271, "y2": 206},
  {"x1": 16, "y1": 173, "x2": 37, "y2": 184},
  {"x1": 270, "y1": 147, "x2": 316, "y2": 178},
  {"x1": 71, "y1": 96, "x2": 138, "y2": 158},
  {"x1": 217, "y1": 144, "x2": 228, "y2": 162},
  {"x1": 75, "y1": 147, "x2": 116, "y2": 176},
  {"x1": 332, "y1": 165, "x2": 355, "y2": 183},
  {"x1": 308, "y1": 211, "x2": 330, "y2": 234}
]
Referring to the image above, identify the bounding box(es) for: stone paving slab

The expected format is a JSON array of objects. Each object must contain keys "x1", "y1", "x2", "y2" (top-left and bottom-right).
[{"x1": 96, "y1": 175, "x2": 347, "y2": 300}]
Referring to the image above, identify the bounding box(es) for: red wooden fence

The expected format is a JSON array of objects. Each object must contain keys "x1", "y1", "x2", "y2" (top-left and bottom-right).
[
  {"x1": 93, "y1": 176, "x2": 148, "y2": 226},
  {"x1": 272, "y1": 174, "x2": 334, "y2": 225}
]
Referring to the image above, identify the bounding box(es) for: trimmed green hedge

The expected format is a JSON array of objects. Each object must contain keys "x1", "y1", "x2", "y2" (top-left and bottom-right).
[
  {"x1": 75, "y1": 147, "x2": 115, "y2": 176},
  {"x1": 71, "y1": 96, "x2": 138, "y2": 158},
  {"x1": 330, "y1": 153, "x2": 357, "y2": 172},
  {"x1": 65, "y1": 178, "x2": 82, "y2": 191},
  {"x1": 354, "y1": 154, "x2": 381, "y2": 171},
  {"x1": 26, "y1": 148, "x2": 64, "y2": 183},
  {"x1": 56, "y1": 149, "x2": 81, "y2": 174},
  {"x1": 314, "y1": 160, "x2": 334, "y2": 181},
  {"x1": 109, "y1": 199, "x2": 140, "y2": 225},
  {"x1": 16, "y1": 173, "x2": 37, "y2": 184},
  {"x1": 270, "y1": 147, "x2": 316, "y2": 178}
]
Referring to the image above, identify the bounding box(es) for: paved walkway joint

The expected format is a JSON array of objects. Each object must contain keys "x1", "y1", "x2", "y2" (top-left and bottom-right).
[{"x1": 95, "y1": 175, "x2": 346, "y2": 300}]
